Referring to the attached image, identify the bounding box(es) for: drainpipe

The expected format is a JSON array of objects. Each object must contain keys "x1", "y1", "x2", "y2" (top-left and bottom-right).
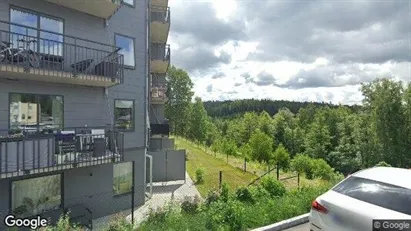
[{"x1": 145, "y1": 154, "x2": 153, "y2": 198}]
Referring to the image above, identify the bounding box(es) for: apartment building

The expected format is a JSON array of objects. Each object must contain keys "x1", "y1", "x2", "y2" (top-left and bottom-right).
[{"x1": 0, "y1": 0, "x2": 185, "y2": 228}]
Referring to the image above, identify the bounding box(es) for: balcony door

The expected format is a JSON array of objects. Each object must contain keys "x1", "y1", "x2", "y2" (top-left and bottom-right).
[{"x1": 10, "y1": 7, "x2": 64, "y2": 56}]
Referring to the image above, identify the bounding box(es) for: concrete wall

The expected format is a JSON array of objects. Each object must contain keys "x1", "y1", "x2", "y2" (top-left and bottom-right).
[
  {"x1": 147, "y1": 150, "x2": 186, "y2": 183},
  {"x1": 0, "y1": 0, "x2": 148, "y2": 223},
  {"x1": 149, "y1": 137, "x2": 175, "y2": 151}
]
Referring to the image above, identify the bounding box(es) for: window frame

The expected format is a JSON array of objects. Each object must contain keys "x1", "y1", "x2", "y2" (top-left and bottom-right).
[
  {"x1": 9, "y1": 6, "x2": 65, "y2": 56},
  {"x1": 8, "y1": 92, "x2": 65, "y2": 131},
  {"x1": 10, "y1": 173, "x2": 63, "y2": 218},
  {"x1": 114, "y1": 33, "x2": 136, "y2": 69},
  {"x1": 122, "y1": 0, "x2": 135, "y2": 8},
  {"x1": 114, "y1": 99, "x2": 135, "y2": 132},
  {"x1": 113, "y1": 162, "x2": 133, "y2": 196}
]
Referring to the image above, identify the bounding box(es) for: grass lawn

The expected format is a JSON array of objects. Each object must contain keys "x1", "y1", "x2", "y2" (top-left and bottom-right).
[
  {"x1": 175, "y1": 138, "x2": 257, "y2": 197},
  {"x1": 175, "y1": 137, "x2": 324, "y2": 192}
]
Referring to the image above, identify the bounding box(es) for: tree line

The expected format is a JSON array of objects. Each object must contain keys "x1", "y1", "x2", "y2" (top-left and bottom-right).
[{"x1": 165, "y1": 66, "x2": 411, "y2": 175}]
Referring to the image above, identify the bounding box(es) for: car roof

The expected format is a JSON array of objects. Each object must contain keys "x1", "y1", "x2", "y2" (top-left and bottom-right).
[{"x1": 352, "y1": 167, "x2": 411, "y2": 189}]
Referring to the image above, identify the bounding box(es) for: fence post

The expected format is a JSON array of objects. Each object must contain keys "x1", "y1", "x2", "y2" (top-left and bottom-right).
[
  {"x1": 276, "y1": 162, "x2": 280, "y2": 180},
  {"x1": 297, "y1": 173, "x2": 300, "y2": 190},
  {"x1": 219, "y1": 170, "x2": 222, "y2": 189},
  {"x1": 226, "y1": 153, "x2": 228, "y2": 164},
  {"x1": 244, "y1": 158, "x2": 247, "y2": 172}
]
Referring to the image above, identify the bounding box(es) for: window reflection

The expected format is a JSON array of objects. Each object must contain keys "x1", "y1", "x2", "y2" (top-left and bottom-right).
[
  {"x1": 9, "y1": 93, "x2": 64, "y2": 132},
  {"x1": 113, "y1": 162, "x2": 133, "y2": 195},
  {"x1": 115, "y1": 100, "x2": 134, "y2": 131},
  {"x1": 115, "y1": 34, "x2": 135, "y2": 67}
]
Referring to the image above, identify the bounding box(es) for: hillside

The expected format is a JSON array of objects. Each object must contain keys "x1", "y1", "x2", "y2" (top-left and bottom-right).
[{"x1": 203, "y1": 99, "x2": 362, "y2": 118}]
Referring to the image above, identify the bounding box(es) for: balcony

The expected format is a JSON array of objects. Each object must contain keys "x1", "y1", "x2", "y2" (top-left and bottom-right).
[
  {"x1": 0, "y1": 20, "x2": 124, "y2": 87},
  {"x1": 44, "y1": 0, "x2": 122, "y2": 19},
  {"x1": 150, "y1": 43, "x2": 170, "y2": 74},
  {"x1": 150, "y1": 124, "x2": 170, "y2": 137},
  {"x1": 151, "y1": 0, "x2": 168, "y2": 8},
  {"x1": 0, "y1": 127, "x2": 124, "y2": 179},
  {"x1": 151, "y1": 86, "x2": 168, "y2": 104},
  {"x1": 151, "y1": 6, "x2": 170, "y2": 43}
]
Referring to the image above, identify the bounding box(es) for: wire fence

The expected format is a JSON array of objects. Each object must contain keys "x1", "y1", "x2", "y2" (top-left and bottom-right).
[{"x1": 0, "y1": 185, "x2": 150, "y2": 231}]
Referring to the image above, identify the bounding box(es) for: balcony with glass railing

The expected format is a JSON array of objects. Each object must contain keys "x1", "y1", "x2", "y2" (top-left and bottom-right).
[
  {"x1": 0, "y1": 20, "x2": 124, "y2": 87},
  {"x1": 0, "y1": 127, "x2": 124, "y2": 179},
  {"x1": 150, "y1": 43, "x2": 170, "y2": 74},
  {"x1": 44, "y1": 0, "x2": 122, "y2": 19},
  {"x1": 151, "y1": 6, "x2": 170, "y2": 43},
  {"x1": 150, "y1": 86, "x2": 168, "y2": 104}
]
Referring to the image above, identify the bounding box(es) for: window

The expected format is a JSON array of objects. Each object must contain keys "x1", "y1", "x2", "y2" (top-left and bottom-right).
[
  {"x1": 332, "y1": 176, "x2": 411, "y2": 215},
  {"x1": 10, "y1": 8, "x2": 64, "y2": 56},
  {"x1": 113, "y1": 162, "x2": 133, "y2": 195},
  {"x1": 114, "y1": 100, "x2": 134, "y2": 131},
  {"x1": 123, "y1": 0, "x2": 134, "y2": 7},
  {"x1": 12, "y1": 174, "x2": 61, "y2": 217},
  {"x1": 9, "y1": 93, "x2": 63, "y2": 131},
  {"x1": 115, "y1": 34, "x2": 135, "y2": 67}
]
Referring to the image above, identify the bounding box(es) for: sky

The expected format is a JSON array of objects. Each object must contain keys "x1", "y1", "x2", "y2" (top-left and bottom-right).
[{"x1": 167, "y1": 0, "x2": 411, "y2": 105}]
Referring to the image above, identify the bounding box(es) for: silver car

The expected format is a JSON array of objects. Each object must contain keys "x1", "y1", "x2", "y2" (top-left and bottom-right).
[{"x1": 309, "y1": 166, "x2": 411, "y2": 231}]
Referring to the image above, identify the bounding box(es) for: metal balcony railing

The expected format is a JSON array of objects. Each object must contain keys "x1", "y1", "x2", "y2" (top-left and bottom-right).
[
  {"x1": 0, "y1": 20, "x2": 124, "y2": 86},
  {"x1": 150, "y1": 124, "x2": 170, "y2": 136},
  {"x1": 151, "y1": 43, "x2": 170, "y2": 61},
  {"x1": 151, "y1": 6, "x2": 170, "y2": 23},
  {"x1": 0, "y1": 127, "x2": 124, "y2": 179}
]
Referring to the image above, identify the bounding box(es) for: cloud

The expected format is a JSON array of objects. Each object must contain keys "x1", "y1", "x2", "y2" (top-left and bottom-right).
[
  {"x1": 212, "y1": 72, "x2": 225, "y2": 79},
  {"x1": 206, "y1": 84, "x2": 213, "y2": 92},
  {"x1": 252, "y1": 71, "x2": 277, "y2": 86}
]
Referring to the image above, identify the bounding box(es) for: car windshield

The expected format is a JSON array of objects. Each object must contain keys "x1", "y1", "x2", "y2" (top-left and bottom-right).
[{"x1": 332, "y1": 176, "x2": 411, "y2": 215}]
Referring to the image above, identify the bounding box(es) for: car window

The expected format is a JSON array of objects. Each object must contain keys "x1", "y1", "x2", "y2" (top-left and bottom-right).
[{"x1": 332, "y1": 176, "x2": 411, "y2": 215}]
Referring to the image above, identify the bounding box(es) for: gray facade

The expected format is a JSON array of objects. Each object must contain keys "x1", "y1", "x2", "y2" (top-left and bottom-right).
[{"x1": 0, "y1": 0, "x2": 149, "y2": 227}]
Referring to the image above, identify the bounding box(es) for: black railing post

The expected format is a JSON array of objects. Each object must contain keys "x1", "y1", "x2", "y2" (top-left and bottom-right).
[
  {"x1": 131, "y1": 160, "x2": 135, "y2": 226},
  {"x1": 297, "y1": 173, "x2": 300, "y2": 189}
]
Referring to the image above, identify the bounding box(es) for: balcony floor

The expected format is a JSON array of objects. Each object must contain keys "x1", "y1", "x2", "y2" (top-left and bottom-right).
[
  {"x1": 0, "y1": 64, "x2": 120, "y2": 87},
  {"x1": 151, "y1": 21, "x2": 170, "y2": 43},
  {"x1": 151, "y1": 0, "x2": 168, "y2": 8},
  {"x1": 150, "y1": 60, "x2": 169, "y2": 74}
]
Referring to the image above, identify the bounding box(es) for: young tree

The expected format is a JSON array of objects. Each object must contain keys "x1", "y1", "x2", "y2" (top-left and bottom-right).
[
  {"x1": 248, "y1": 129, "x2": 273, "y2": 164},
  {"x1": 273, "y1": 144, "x2": 291, "y2": 171},
  {"x1": 188, "y1": 97, "x2": 209, "y2": 143},
  {"x1": 165, "y1": 66, "x2": 194, "y2": 136}
]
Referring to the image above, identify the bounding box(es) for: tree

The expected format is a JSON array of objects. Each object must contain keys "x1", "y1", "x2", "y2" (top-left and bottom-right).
[
  {"x1": 303, "y1": 119, "x2": 332, "y2": 160},
  {"x1": 247, "y1": 129, "x2": 273, "y2": 164},
  {"x1": 165, "y1": 66, "x2": 194, "y2": 136},
  {"x1": 291, "y1": 154, "x2": 313, "y2": 176},
  {"x1": 187, "y1": 97, "x2": 209, "y2": 143},
  {"x1": 273, "y1": 144, "x2": 290, "y2": 170}
]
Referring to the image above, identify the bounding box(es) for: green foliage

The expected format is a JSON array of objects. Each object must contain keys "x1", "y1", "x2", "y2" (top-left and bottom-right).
[
  {"x1": 273, "y1": 144, "x2": 291, "y2": 170},
  {"x1": 195, "y1": 168, "x2": 205, "y2": 184},
  {"x1": 235, "y1": 186, "x2": 254, "y2": 203},
  {"x1": 290, "y1": 154, "x2": 313, "y2": 175},
  {"x1": 105, "y1": 215, "x2": 134, "y2": 231},
  {"x1": 221, "y1": 182, "x2": 230, "y2": 202},
  {"x1": 260, "y1": 176, "x2": 286, "y2": 198},
  {"x1": 311, "y1": 159, "x2": 336, "y2": 181},
  {"x1": 375, "y1": 161, "x2": 392, "y2": 167},
  {"x1": 248, "y1": 129, "x2": 273, "y2": 163},
  {"x1": 181, "y1": 196, "x2": 201, "y2": 214}
]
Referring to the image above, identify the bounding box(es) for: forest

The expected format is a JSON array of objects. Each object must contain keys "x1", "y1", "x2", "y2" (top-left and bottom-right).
[{"x1": 165, "y1": 66, "x2": 411, "y2": 176}]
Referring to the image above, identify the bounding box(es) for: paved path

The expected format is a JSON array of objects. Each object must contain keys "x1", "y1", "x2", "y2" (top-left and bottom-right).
[
  {"x1": 283, "y1": 222, "x2": 309, "y2": 231},
  {"x1": 93, "y1": 172, "x2": 201, "y2": 230}
]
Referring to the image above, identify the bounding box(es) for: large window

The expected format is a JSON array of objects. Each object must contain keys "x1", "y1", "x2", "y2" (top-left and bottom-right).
[
  {"x1": 113, "y1": 162, "x2": 133, "y2": 195},
  {"x1": 115, "y1": 34, "x2": 135, "y2": 68},
  {"x1": 10, "y1": 8, "x2": 64, "y2": 56},
  {"x1": 9, "y1": 93, "x2": 64, "y2": 131},
  {"x1": 332, "y1": 176, "x2": 411, "y2": 215},
  {"x1": 114, "y1": 100, "x2": 134, "y2": 131},
  {"x1": 12, "y1": 174, "x2": 61, "y2": 217}
]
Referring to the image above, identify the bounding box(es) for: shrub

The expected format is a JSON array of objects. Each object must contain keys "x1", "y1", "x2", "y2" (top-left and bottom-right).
[
  {"x1": 249, "y1": 185, "x2": 271, "y2": 200},
  {"x1": 375, "y1": 161, "x2": 391, "y2": 167},
  {"x1": 105, "y1": 215, "x2": 134, "y2": 231},
  {"x1": 235, "y1": 186, "x2": 254, "y2": 203},
  {"x1": 260, "y1": 176, "x2": 286, "y2": 198},
  {"x1": 181, "y1": 196, "x2": 201, "y2": 214},
  {"x1": 220, "y1": 182, "x2": 230, "y2": 202},
  {"x1": 291, "y1": 154, "x2": 313, "y2": 175},
  {"x1": 273, "y1": 144, "x2": 291, "y2": 170},
  {"x1": 205, "y1": 190, "x2": 220, "y2": 205},
  {"x1": 195, "y1": 168, "x2": 205, "y2": 184},
  {"x1": 311, "y1": 158, "x2": 335, "y2": 181}
]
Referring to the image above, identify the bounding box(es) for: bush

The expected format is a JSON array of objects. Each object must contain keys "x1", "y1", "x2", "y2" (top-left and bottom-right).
[
  {"x1": 105, "y1": 215, "x2": 134, "y2": 231},
  {"x1": 235, "y1": 186, "x2": 254, "y2": 203},
  {"x1": 195, "y1": 168, "x2": 205, "y2": 184},
  {"x1": 260, "y1": 176, "x2": 286, "y2": 198},
  {"x1": 311, "y1": 158, "x2": 335, "y2": 181},
  {"x1": 375, "y1": 161, "x2": 391, "y2": 167},
  {"x1": 221, "y1": 182, "x2": 230, "y2": 202},
  {"x1": 291, "y1": 154, "x2": 313, "y2": 175},
  {"x1": 205, "y1": 190, "x2": 220, "y2": 205},
  {"x1": 181, "y1": 196, "x2": 201, "y2": 214}
]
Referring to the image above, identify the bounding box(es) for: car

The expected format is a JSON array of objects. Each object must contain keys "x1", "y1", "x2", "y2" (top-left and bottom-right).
[{"x1": 309, "y1": 166, "x2": 411, "y2": 231}]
